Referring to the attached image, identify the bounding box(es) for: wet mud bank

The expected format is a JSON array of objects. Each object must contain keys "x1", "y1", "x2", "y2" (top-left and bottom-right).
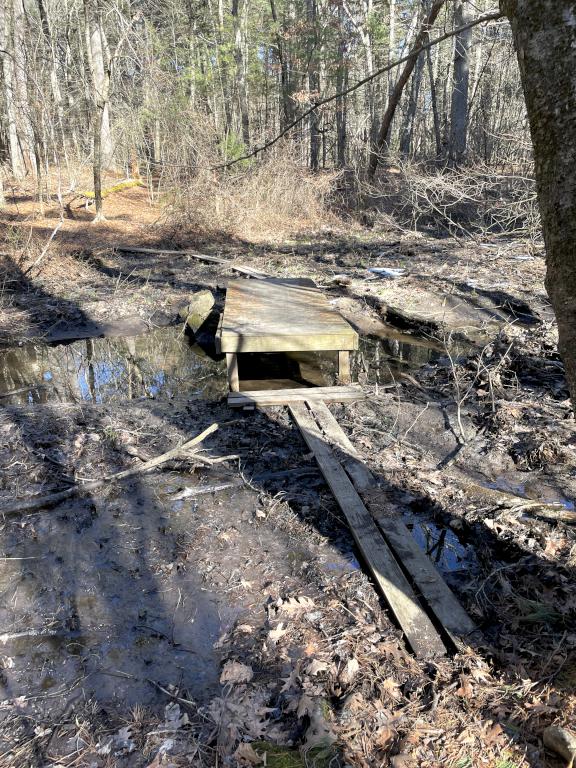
[{"x1": 0, "y1": 236, "x2": 575, "y2": 766}]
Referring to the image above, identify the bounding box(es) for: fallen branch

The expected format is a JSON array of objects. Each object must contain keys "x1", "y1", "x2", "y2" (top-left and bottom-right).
[
  {"x1": 170, "y1": 481, "x2": 242, "y2": 500},
  {"x1": 0, "y1": 424, "x2": 218, "y2": 517},
  {"x1": 22, "y1": 220, "x2": 63, "y2": 277}
]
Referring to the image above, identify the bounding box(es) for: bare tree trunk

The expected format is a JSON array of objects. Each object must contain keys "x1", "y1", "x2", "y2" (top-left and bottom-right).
[
  {"x1": 306, "y1": 0, "x2": 320, "y2": 171},
  {"x1": 232, "y1": 0, "x2": 250, "y2": 146},
  {"x1": 449, "y1": 1, "x2": 473, "y2": 164},
  {"x1": 426, "y1": 47, "x2": 442, "y2": 157},
  {"x1": 0, "y1": 0, "x2": 24, "y2": 178},
  {"x1": 399, "y1": 48, "x2": 425, "y2": 157},
  {"x1": 12, "y1": 0, "x2": 35, "y2": 174},
  {"x1": 502, "y1": 0, "x2": 576, "y2": 412},
  {"x1": 83, "y1": 0, "x2": 110, "y2": 220},
  {"x1": 84, "y1": 0, "x2": 113, "y2": 173},
  {"x1": 368, "y1": 0, "x2": 445, "y2": 179},
  {"x1": 335, "y1": 1, "x2": 347, "y2": 168},
  {"x1": 269, "y1": 0, "x2": 296, "y2": 130}
]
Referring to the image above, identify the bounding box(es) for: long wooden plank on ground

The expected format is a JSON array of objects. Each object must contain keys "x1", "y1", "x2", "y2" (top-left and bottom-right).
[
  {"x1": 115, "y1": 246, "x2": 269, "y2": 279},
  {"x1": 289, "y1": 403, "x2": 446, "y2": 659},
  {"x1": 308, "y1": 401, "x2": 476, "y2": 638},
  {"x1": 219, "y1": 279, "x2": 359, "y2": 353},
  {"x1": 228, "y1": 385, "x2": 365, "y2": 407}
]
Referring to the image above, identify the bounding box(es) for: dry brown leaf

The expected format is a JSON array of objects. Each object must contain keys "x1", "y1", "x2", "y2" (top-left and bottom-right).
[
  {"x1": 339, "y1": 657, "x2": 360, "y2": 686},
  {"x1": 233, "y1": 742, "x2": 263, "y2": 765},
  {"x1": 374, "y1": 725, "x2": 395, "y2": 749},
  {"x1": 307, "y1": 659, "x2": 328, "y2": 676},
  {"x1": 268, "y1": 623, "x2": 288, "y2": 644},
  {"x1": 220, "y1": 661, "x2": 254, "y2": 685},
  {"x1": 279, "y1": 596, "x2": 315, "y2": 615},
  {"x1": 381, "y1": 677, "x2": 402, "y2": 701},
  {"x1": 456, "y1": 674, "x2": 473, "y2": 698}
]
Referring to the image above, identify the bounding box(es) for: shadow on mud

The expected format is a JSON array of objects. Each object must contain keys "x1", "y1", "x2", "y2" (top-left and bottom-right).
[{"x1": 0, "y1": 258, "x2": 572, "y2": 768}]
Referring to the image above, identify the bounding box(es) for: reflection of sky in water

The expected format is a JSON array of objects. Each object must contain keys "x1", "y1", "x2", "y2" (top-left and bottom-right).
[
  {"x1": 406, "y1": 517, "x2": 476, "y2": 574},
  {"x1": 0, "y1": 329, "x2": 226, "y2": 405}
]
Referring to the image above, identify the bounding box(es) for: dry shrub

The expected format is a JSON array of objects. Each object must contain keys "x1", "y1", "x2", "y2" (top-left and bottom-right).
[
  {"x1": 373, "y1": 158, "x2": 541, "y2": 241},
  {"x1": 164, "y1": 144, "x2": 339, "y2": 242}
]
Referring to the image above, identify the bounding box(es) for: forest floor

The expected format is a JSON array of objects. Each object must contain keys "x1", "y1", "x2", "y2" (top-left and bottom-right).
[{"x1": 0, "y1": 181, "x2": 574, "y2": 768}]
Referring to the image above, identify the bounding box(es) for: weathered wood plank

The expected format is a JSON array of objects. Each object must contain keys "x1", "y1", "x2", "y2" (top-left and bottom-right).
[
  {"x1": 226, "y1": 353, "x2": 240, "y2": 391},
  {"x1": 228, "y1": 385, "x2": 365, "y2": 407},
  {"x1": 338, "y1": 350, "x2": 351, "y2": 384},
  {"x1": 115, "y1": 247, "x2": 270, "y2": 279},
  {"x1": 289, "y1": 403, "x2": 446, "y2": 659},
  {"x1": 308, "y1": 402, "x2": 476, "y2": 639},
  {"x1": 308, "y1": 401, "x2": 376, "y2": 492},
  {"x1": 219, "y1": 279, "x2": 359, "y2": 353}
]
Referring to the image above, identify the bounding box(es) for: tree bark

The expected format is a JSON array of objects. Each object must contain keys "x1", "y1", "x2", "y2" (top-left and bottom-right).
[
  {"x1": 367, "y1": 0, "x2": 445, "y2": 180},
  {"x1": 399, "y1": 47, "x2": 425, "y2": 157},
  {"x1": 232, "y1": 0, "x2": 250, "y2": 147},
  {"x1": 306, "y1": 0, "x2": 320, "y2": 171},
  {"x1": 12, "y1": 0, "x2": 36, "y2": 174},
  {"x1": 502, "y1": 0, "x2": 576, "y2": 411},
  {"x1": 0, "y1": 0, "x2": 24, "y2": 178},
  {"x1": 448, "y1": 1, "x2": 473, "y2": 164}
]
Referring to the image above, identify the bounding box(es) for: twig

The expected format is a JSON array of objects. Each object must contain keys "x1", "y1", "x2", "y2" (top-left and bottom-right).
[
  {"x1": 0, "y1": 424, "x2": 218, "y2": 516},
  {"x1": 22, "y1": 220, "x2": 63, "y2": 277}
]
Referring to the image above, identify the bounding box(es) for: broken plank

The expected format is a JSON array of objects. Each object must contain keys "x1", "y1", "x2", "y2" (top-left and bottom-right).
[
  {"x1": 228, "y1": 385, "x2": 365, "y2": 408},
  {"x1": 115, "y1": 246, "x2": 269, "y2": 279},
  {"x1": 289, "y1": 402, "x2": 446, "y2": 659},
  {"x1": 307, "y1": 402, "x2": 476, "y2": 639}
]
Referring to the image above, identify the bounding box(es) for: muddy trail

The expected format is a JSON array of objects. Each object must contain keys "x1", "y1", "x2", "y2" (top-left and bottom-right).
[{"x1": 0, "y1": 207, "x2": 575, "y2": 767}]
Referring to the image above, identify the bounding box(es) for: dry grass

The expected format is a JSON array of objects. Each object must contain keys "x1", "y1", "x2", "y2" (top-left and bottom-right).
[{"x1": 163, "y1": 144, "x2": 340, "y2": 243}]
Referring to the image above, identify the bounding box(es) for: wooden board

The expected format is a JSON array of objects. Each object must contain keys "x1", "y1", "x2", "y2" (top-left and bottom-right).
[
  {"x1": 308, "y1": 401, "x2": 476, "y2": 639},
  {"x1": 228, "y1": 385, "x2": 365, "y2": 407},
  {"x1": 289, "y1": 403, "x2": 447, "y2": 659},
  {"x1": 218, "y1": 279, "x2": 359, "y2": 354},
  {"x1": 115, "y1": 247, "x2": 270, "y2": 279}
]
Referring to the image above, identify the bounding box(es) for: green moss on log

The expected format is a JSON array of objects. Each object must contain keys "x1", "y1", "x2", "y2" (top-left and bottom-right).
[{"x1": 80, "y1": 178, "x2": 145, "y2": 200}]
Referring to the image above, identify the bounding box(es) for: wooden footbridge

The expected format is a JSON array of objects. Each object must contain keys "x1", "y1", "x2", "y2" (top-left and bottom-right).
[{"x1": 218, "y1": 277, "x2": 476, "y2": 659}]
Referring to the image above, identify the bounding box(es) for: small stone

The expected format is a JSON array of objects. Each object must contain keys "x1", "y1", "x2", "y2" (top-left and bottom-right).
[{"x1": 449, "y1": 518, "x2": 463, "y2": 530}]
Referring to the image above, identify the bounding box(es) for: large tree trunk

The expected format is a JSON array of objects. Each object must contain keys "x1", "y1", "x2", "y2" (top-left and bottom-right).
[
  {"x1": 448, "y1": 1, "x2": 473, "y2": 164},
  {"x1": 502, "y1": 0, "x2": 576, "y2": 411},
  {"x1": 12, "y1": 0, "x2": 36, "y2": 174}
]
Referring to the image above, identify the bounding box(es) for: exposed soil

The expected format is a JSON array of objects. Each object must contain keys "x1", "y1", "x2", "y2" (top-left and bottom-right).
[{"x1": 0, "y1": 183, "x2": 574, "y2": 768}]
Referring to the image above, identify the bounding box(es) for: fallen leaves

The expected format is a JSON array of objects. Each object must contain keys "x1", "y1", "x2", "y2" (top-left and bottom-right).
[{"x1": 220, "y1": 660, "x2": 254, "y2": 685}]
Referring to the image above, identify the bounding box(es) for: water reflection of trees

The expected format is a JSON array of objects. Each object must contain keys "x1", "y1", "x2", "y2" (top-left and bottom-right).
[{"x1": 0, "y1": 329, "x2": 227, "y2": 405}]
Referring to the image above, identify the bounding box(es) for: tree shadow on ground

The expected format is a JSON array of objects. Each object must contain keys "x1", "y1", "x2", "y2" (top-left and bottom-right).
[{"x1": 0, "y1": 262, "x2": 573, "y2": 766}]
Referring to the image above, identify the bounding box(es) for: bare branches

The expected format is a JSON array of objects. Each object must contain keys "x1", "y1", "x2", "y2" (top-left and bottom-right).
[{"x1": 214, "y1": 9, "x2": 504, "y2": 172}]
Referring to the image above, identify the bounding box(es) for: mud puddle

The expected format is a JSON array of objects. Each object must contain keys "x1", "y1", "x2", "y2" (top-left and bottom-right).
[
  {"x1": 0, "y1": 467, "x2": 361, "y2": 715},
  {"x1": 403, "y1": 513, "x2": 479, "y2": 585},
  {"x1": 0, "y1": 327, "x2": 227, "y2": 405},
  {"x1": 0, "y1": 324, "x2": 451, "y2": 402}
]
